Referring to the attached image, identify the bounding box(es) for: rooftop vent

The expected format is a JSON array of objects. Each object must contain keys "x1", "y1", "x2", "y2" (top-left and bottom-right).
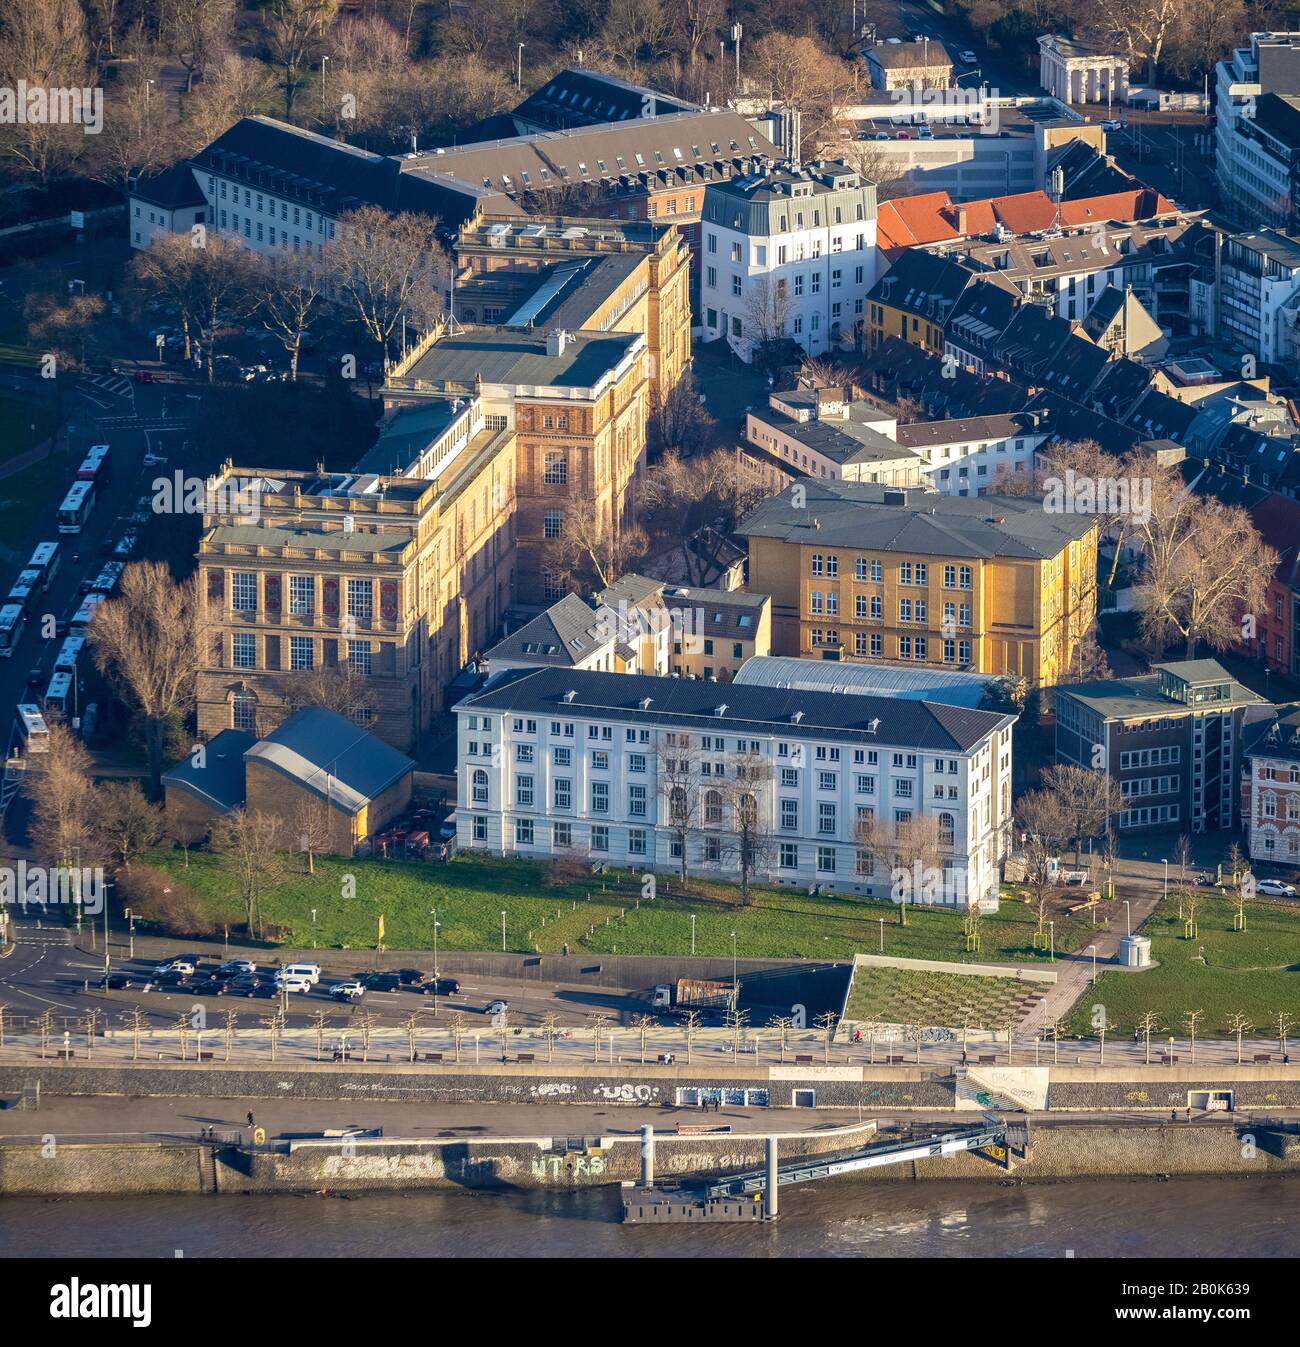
[
  {"x1": 867, "y1": 717, "x2": 880, "y2": 734},
  {"x1": 639, "y1": 697, "x2": 653, "y2": 710},
  {"x1": 562, "y1": 689, "x2": 577, "y2": 703},
  {"x1": 790, "y1": 710, "x2": 804, "y2": 724},
  {"x1": 714, "y1": 704, "x2": 728, "y2": 717},
  {"x1": 547, "y1": 328, "x2": 571, "y2": 357}
]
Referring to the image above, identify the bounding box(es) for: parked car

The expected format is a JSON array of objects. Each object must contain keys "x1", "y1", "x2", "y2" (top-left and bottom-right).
[
  {"x1": 113, "y1": 531, "x2": 139, "y2": 558},
  {"x1": 132, "y1": 369, "x2": 155, "y2": 383},
  {"x1": 1101, "y1": 118, "x2": 1123, "y2": 131},
  {"x1": 25, "y1": 666, "x2": 43, "y2": 688},
  {"x1": 485, "y1": 999, "x2": 508, "y2": 1015},
  {"x1": 917, "y1": 124, "x2": 934, "y2": 140},
  {"x1": 363, "y1": 972, "x2": 402, "y2": 993},
  {"x1": 188, "y1": 977, "x2": 225, "y2": 996},
  {"x1": 1257, "y1": 879, "x2": 1298, "y2": 897},
  {"x1": 960, "y1": 49, "x2": 977, "y2": 63},
  {"x1": 143, "y1": 972, "x2": 191, "y2": 993},
  {"x1": 425, "y1": 978, "x2": 461, "y2": 997},
  {"x1": 438, "y1": 813, "x2": 458, "y2": 844},
  {"x1": 228, "y1": 975, "x2": 273, "y2": 997},
  {"x1": 329, "y1": 979, "x2": 366, "y2": 1001}
]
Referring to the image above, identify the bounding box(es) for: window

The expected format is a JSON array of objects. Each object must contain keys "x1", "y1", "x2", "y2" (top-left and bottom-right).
[
  {"x1": 818, "y1": 802, "x2": 837, "y2": 835},
  {"x1": 232, "y1": 572, "x2": 257, "y2": 612},
  {"x1": 515, "y1": 818, "x2": 534, "y2": 846},
  {"x1": 232, "y1": 693, "x2": 256, "y2": 731},
  {"x1": 544, "y1": 508, "x2": 564, "y2": 539},
  {"x1": 232, "y1": 632, "x2": 256, "y2": 669},
  {"x1": 516, "y1": 775, "x2": 535, "y2": 807},
  {"x1": 590, "y1": 825, "x2": 609, "y2": 853},
  {"x1": 780, "y1": 843, "x2": 798, "y2": 869},
  {"x1": 347, "y1": 640, "x2": 372, "y2": 675},
  {"x1": 816, "y1": 847, "x2": 836, "y2": 873},
  {"x1": 289, "y1": 575, "x2": 313, "y2": 615},
  {"x1": 780, "y1": 799, "x2": 799, "y2": 830},
  {"x1": 347, "y1": 579, "x2": 373, "y2": 621},
  {"x1": 591, "y1": 781, "x2": 610, "y2": 813},
  {"x1": 472, "y1": 769, "x2": 489, "y2": 804},
  {"x1": 543, "y1": 452, "x2": 568, "y2": 485},
  {"x1": 629, "y1": 785, "x2": 647, "y2": 817},
  {"x1": 290, "y1": 636, "x2": 313, "y2": 671},
  {"x1": 554, "y1": 779, "x2": 572, "y2": 810},
  {"x1": 628, "y1": 828, "x2": 647, "y2": 856}
]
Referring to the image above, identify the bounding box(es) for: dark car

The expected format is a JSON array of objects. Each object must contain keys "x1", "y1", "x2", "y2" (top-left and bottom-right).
[
  {"x1": 363, "y1": 972, "x2": 402, "y2": 993},
  {"x1": 99, "y1": 972, "x2": 134, "y2": 990},
  {"x1": 395, "y1": 968, "x2": 427, "y2": 986},
  {"x1": 424, "y1": 978, "x2": 461, "y2": 996},
  {"x1": 145, "y1": 972, "x2": 191, "y2": 993},
  {"x1": 228, "y1": 975, "x2": 274, "y2": 997},
  {"x1": 188, "y1": 977, "x2": 224, "y2": 996}
]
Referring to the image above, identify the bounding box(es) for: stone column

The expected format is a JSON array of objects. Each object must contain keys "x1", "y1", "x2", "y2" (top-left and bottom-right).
[{"x1": 640, "y1": 1124, "x2": 655, "y2": 1188}]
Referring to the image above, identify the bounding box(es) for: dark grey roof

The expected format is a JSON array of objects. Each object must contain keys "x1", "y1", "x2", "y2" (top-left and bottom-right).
[
  {"x1": 512, "y1": 68, "x2": 697, "y2": 132},
  {"x1": 1089, "y1": 357, "x2": 1155, "y2": 422},
  {"x1": 487, "y1": 593, "x2": 611, "y2": 666},
  {"x1": 458, "y1": 667, "x2": 1010, "y2": 752},
  {"x1": 895, "y1": 413, "x2": 1032, "y2": 448},
  {"x1": 1057, "y1": 663, "x2": 1262, "y2": 718},
  {"x1": 162, "y1": 729, "x2": 254, "y2": 812},
  {"x1": 1038, "y1": 332, "x2": 1112, "y2": 402},
  {"x1": 1243, "y1": 702, "x2": 1300, "y2": 762},
  {"x1": 246, "y1": 707, "x2": 413, "y2": 813},
  {"x1": 869, "y1": 249, "x2": 978, "y2": 326},
  {"x1": 750, "y1": 405, "x2": 922, "y2": 467},
  {"x1": 736, "y1": 480, "x2": 1095, "y2": 558},
  {"x1": 400, "y1": 326, "x2": 641, "y2": 391},
  {"x1": 945, "y1": 281, "x2": 1021, "y2": 356},
  {"x1": 1022, "y1": 390, "x2": 1139, "y2": 457},
  {"x1": 130, "y1": 164, "x2": 206, "y2": 209}
]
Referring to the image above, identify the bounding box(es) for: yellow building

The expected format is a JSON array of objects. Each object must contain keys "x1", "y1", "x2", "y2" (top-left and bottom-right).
[
  {"x1": 738, "y1": 481, "x2": 1097, "y2": 688},
  {"x1": 385, "y1": 325, "x2": 649, "y2": 608},
  {"x1": 455, "y1": 214, "x2": 692, "y2": 408},
  {"x1": 865, "y1": 249, "x2": 980, "y2": 356}
]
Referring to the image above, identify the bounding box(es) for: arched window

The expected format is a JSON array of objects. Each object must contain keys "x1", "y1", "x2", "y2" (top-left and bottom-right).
[
  {"x1": 472, "y1": 769, "x2": 488, "y2": 803},
  {"x1": 705, "y1": 789, "x2": 723, "y2": 824},
  {"x1": 938, "y1": 812, "x2": 955, "y2": 849},
  {"x1": 669, "y1": 785, "x2": 688, "y2": 826}
]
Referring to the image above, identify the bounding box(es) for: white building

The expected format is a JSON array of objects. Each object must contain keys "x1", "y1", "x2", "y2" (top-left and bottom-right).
[
  {"x1": 1243, "y1": 703, "x2": 1300, "y2": 867},
  {"x1": 1215, "y1": 33, "x2": 1300, "y2": 230},
  {"x1": 894, "y1": 414, "x2": 1048, "y2": 494},
  {"x1": 1218, "y1": 229, "x2": 1300, "y2": 367},
  {"x1": 127, "y1": 165, "x2": 208, "y2": 250},
  {"x1": 698, "y1": 161, "x2": 880, "y2": 363},
  {"x1": 1037, "y1": 32, "x2": 1128, "y2": 106},
  {"x1": 454, "y1": 666, "x2": 1015, "y2": 906}
]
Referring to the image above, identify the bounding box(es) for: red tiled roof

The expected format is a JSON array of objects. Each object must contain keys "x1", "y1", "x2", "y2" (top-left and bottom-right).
[
  {"x1": 988, "y1": 191, "x2": 1058, "y2": 234},
  {"x1": 1058, "y1": 188, "x2": 1177, "y2": 226}
]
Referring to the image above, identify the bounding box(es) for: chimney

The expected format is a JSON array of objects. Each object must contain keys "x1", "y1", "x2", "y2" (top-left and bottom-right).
[
  {"x1": 956, "y1": 206, "x2": 969, "y2": 235},
  {"x1": 547, "y1": 329, "x2": 570, "y2": 357}
]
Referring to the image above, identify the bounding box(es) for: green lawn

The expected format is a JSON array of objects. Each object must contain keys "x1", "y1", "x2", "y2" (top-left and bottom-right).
[
  {"x1": 1062, "y1": 894, "x2": 1300, "y2": 1039},
  {"x1": 0, "y1": 395, "x2": 62, "y2": 559},
  {"x1": 148, "y1": 850, "x2": 1106, "y2": 963}
]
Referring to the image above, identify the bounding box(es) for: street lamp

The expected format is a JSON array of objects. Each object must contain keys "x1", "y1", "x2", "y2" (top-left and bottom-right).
[
  {"x1": 517, "y1": 43, "x2": 525, "y2": 91},
  {"x1": 430, "y1": 908, "x2": 440, "y2": 978},
  {"x1": 1123, "y1": 899, "x2": 1131, "y2": 937},
  {"x1": 501, "y1": 910, "x2": 507, "y2": 952},
  {"x1": 321, "y1": 54, "x2": 329, "y2": 111},
  {"x1": 1088, "y1": 943, "x2": 1097, "y2": 987},
  {"x1": 1162, "y1": 858, "x2": 1168, "y2": 900},
  {"x1": 690, "y1": 913, "x2": 696, "y2": 956},
  {"x1": 311, "y1": 908, "x2": 317, "y2": 950},
  {"x1": 730, "y1": 931, "x2": 737, "y2": 991},
  {"x1": 124, "y1": 908, "x2": 135, "y2": 960},
  {"x1": 1048, "y1": 919, "x2": 1054, "y2": 963},
  {"x1": 879, "y1": 917, "x2": 884, "y2": 952}
]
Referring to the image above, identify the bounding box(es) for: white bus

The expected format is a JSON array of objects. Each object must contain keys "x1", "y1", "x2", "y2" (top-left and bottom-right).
[
  {"x1": 6, "y1": 568, "x2": 43, "y2": 616},
  {"x1": 0, "y1": 604, "x2": 25, "y2": 658},
  {"x1": 55, "y1": 635, "x2": 86, "y2": 673},
  {"x1": 43, "y1": 671, "x2": 74, "y2": 718},
  {"x1": 76, "y1": 443, "x2": 112, "y2": 486},
  {"x1": 16, "y1": 704, "x2": 50, "y2": 753},
  {"x1": 28, "y1": 541, "x2": 62, "y2": 590},
  {"x1": 70, "y1": 592, "x2": 104, "y2": 633},
  {"x1": 58, "y1": 480, "x2": 96, "y2": 534},
  {"x1": 91, "y1": 561, "x2": 125, "y2": 596}
]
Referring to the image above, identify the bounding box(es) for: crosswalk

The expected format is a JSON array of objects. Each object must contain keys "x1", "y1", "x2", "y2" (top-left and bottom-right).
[{"x1": 79, "y1": 373, "x2": 134, "y2": 399}]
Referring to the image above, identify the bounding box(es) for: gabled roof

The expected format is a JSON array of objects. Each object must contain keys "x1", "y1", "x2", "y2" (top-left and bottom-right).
[
  {"x1": 487, "y1": 593, "x2": 615, "y2": 666},
  {"x1": 161, "y1": 729, "x2": 253, "y2": 812},
  {"x1": 511, "y1": 68, "x2": 697, "y2": 131},
  {"x1": 130, "y1": 164, "x2": 207, "y2": 210},
  {"x1": 993, "y1": 305, "x2": 1076, "y2": 378},
  {"x1": 942, "y1": 277, "x2": 1021, "y2": 355},
  {"x1": 1038, "y1": 331, "x2": 1111, "y2": 402},
  {"x1": 1124, "y1": 388, "x2": 1198, "y2": 442},
  {"x1": 245, "y1": 708, "x2": 414, "y2": 815},
  {"x1": 867, "y1": 249, "x2": 979, "y2": 325},
  {"x1": 1089, "y1": 356, "x2": 1156, "y2": 422},
  {"x1": 458, "y1": 666, "x2": 1011, "y2": 752}
]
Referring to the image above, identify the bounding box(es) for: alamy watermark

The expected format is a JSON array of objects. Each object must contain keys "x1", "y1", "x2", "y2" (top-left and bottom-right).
[
  {"x1": 1043, "y1": 468, "x2": 1151, "y2": 523},
  {"x1": 152, "y1": 473, "x2": 264, "y2": 522},
  {"x1": 0, "y1": 83, "x2": 103, "y2": 135},
  {"x1": 0, "y1": 861, "x2": 106, "y2": 914}
]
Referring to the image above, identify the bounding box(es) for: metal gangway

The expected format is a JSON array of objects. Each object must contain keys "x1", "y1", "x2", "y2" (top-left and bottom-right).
[{"x1": 702, "y1": 1121, "x2": 1007, "y2": 1200}]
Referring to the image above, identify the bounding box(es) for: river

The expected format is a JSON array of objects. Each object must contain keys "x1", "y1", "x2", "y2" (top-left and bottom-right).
[{"x1": 3, "y1": 1176, "x2": 1298, "y2": 1257}]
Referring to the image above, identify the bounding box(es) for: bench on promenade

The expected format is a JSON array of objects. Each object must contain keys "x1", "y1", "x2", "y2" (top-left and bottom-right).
[
  {"x1": 977, "y1": 1055, "x2": 997, "y2": 1065},
  {"x1": 794, "y1": 1054, "x2": 814, "y2": 1065},
  {"x1": 58, "y1": 1050, "x2": 76, "y2": 1060},
  {"x1": 677, "y1": 1124, "x2": 732, "y2": 1135},
  {"x1": 1160, "y1": 1054, "x2": 1180, "y2": 1064},
  {"x1": 1254, "y1": 1054, "x2": 1272, "y2": 1064},
  {"x1": 423, "y1": 1052, "x2": 443, "y2": 1063},
  {"x1": 517, "y1": 1053, "x2": 535, "y2": 1063},
  {"x1": 887, "y1": 1055, "x2": 905, "y2": 1064},
  {"x1": 657, "y1": 1053, "x2": 675, "y2": 1065}
]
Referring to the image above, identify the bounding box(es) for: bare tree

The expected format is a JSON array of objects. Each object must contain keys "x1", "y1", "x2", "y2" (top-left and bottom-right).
[
  {"x1": 0, "y1": 0, "x2": 91, "y2": 183},
  {"x1": 543, "y1": 497, "x2": 648, "y2": 592},
  {"x1": 1040, "y1": 764, "x2": 1118, "y2": 865},
  {"x1": 96, "y1": 780, "x2": 162, "y2": 870},
  {"x1": 180, "y1": 53, "x2": 277, "y2": 153},
  {"x1": 90, "y1": 563, "x2": 208, "y2": 795},
  {"x1": 648, "y1": 375, "x2": 715, "y2": 457},
  {"x1": 741, "y1": 274, "x2": 793, "y2": 349},
  {"x1": 659, "y1": 744, "x2": 703, "y2": 888},
  {"x1": 860, "y1": 813, "x2": 942, "y2": 923},
  {"x1": 129, "y1": 232, "x2": 203, "y2": 363},
  {"x1": 210, "y1": 808, "x2": 286, "y2": 938},
  {"x1": 261, "y1": 0, "x2": 339, "y2": 118},
  {"x1": 326, "y1": 207, "x2": 447, "y2": 361},
  {"x1": 169, "y1": 0, "x2": 236, "y2": 93},
  {"x1": 255, "y1": 251, "x2": 329, "y2": 382},
  {"x1": 712, "y1": 748, "x2": 775, "y2": 905},
  {"x1": 280, "y1": 661, "x2": 375, "y2": 723},
  {"x1": 24, "y1": 724, "x2": 95, "y2": 870},
  {"x1": 1014, "y1": 788, "x2": 1071, "y2": 917},
  {"x1": 290, "y1": 795, "x2": 334, "y2": 874}
]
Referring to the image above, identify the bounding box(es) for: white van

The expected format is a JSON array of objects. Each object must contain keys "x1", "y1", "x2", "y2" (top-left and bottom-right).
[
  {"x1": 279, "y1": 962, "x2": 321, "y2": 984},
  {"x1": 275, "y1": 972, "x2": 313, "y2": 994}
]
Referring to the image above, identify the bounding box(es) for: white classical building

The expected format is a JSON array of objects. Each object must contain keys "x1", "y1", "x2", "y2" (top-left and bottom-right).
[
  {"x1": 453, "y1": 666, "x2": 1015, "y2": 906},
  {"x1": 698, "y1": 161, "x2": 880, "y2": 363},
  {"x1": 1243, "y1": 703, "x2": 1300, "y2": 867},
  {"x1": 1038, "y1": 33, "x2": 1128, "y2": 106}
]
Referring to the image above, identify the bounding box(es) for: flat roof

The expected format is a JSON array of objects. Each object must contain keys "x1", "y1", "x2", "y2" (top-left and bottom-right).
[{"x1": 398, "y1": 326, "x2": 642, "y2": 391}]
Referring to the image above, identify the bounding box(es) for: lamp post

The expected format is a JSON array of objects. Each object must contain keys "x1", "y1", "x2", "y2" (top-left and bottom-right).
[
  {"x1": 879, "y1": 917, "x2": 884, "y2": 952},
  {"x1": 690, "y1": 913, "x2": 696, "y2": 956},
  {"x1": 731, "y1": 23, "x2": 742, "y2": 85},
  {"x1": 1088, "y1": 943, "x2": 1097, "y2": 987},
  {"x1": 501, "y1": 910, "x2": 507, "y2": 952},
  {"x1": 730, "y1": 931, "x2": 737, "y2": 992},
  {"x1": 1123, "y1": 899, "x2": 1131, "y2": 937},
  {"x1": 321, "y1": 55, "x2": 329, "y2": 111},
  {"x1": 1048, "y1": 919, "x2": 1054, "y2": 962},
  {"x1": 517, "y1": 43, "x2": 525, "y2": 91},
  {"x1": 310, "y1": 908, "x2": 317, "y2": 950},
  {"x1": 1163, "y1": 858, "x2": 1168, "y2": 900},
  {"x1": 124, "y1": 908, "x2": 135, "y2": 960}
]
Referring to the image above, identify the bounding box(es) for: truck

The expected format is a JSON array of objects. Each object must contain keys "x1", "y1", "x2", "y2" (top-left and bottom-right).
[{"x1": 652, "y1": 978, "x2": 736, "y2": 1016}]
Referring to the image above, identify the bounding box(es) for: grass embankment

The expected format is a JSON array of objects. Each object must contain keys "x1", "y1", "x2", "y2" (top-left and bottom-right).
[
  {"x1": 147, "y1": 850, "x2": 1103, "y2": 963},
  {"x1": 1062, "y1": 894, "x2": 1300, "y2": 1039},
  {"x1": 843, "y1": 965, "x2": 1047, "y2": 1028}
]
